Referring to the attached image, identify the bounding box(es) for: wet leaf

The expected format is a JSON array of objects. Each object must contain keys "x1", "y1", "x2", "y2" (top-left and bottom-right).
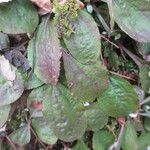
[
  {"x1": 92, "y1": 129, "x2": 114, "y2": 150},
  {"x1": 0, "y1": 105, "x2": 11, "y2": 128},
  {"x1": 42, "y1": 83, "x2": 87, "y2": 142},
  {"x1": 109, "y1": 0, "x2": 150, "y2": 42},
  {"x1": 32, "y1": 117, "x2": 57, "y2": 145},
  {"x1": 10, "y1": 124, "x2": 31, "y2": 146},
  {"x1": 63, "y1": 52, "x2": 109, "y2": 102},
  {"x1": 121, "y1": 120, "x2": 138, "y2": 150},
  {"x1": 0, "y1": 32, "x2": 9, "y2": 50},
  {"x1": 27, "y1": 17, "x2": 62, "y2": 85},
  {"x1": 84, "y1": 104, "x2": 108, "y2": 131},
  {"x1": 63, "y1": 10, "x2": 101, "y2": 64},
  {"x1": 98, "y1": 76, "x2": 138, "y2": 117},
  {"x1": 0, "y1": 0, "x2": 39, "y2": 34}
]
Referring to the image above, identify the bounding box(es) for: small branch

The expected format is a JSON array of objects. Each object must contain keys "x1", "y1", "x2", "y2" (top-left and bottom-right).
[
  {"x1": 101, "y1": 35, "x2": 120, "y2": 49},
  {"x1": 109, "y1": 71, "x2": 136, "y2": 81},
  {"x1": 140, "y1": 97, "x2": 150, "y2": 105}
]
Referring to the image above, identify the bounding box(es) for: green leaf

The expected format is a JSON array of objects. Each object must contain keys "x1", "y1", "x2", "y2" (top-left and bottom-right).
[
  {"x1": 84, "y1": 104, "x2": 108, "y2": 131},
  {"x1": 92, "y1": 130, "x2": 114, "y2": 150},
  {"x1": 63, "y1": 52, "x2": 109, "y2": 102},
  {"x1": 24, "y1": 72, "x2": 44, "y2": 90},
  {"x1": 121, "y1": 120, "x2": 138, "y2": 150},
  {"x1": 144, "y1": 117, "x2": 150, "y2": 131},
  {"x1": 0, "y1": 72, "x2": 24, "y2": 106},
  {"x1": 42, "y1": 83, "x2": 87, "y2": 142},
  {"x1": 109, "y1": 0, "x2": 150, "y2": 42},
  {"x1": 137, "y1": 42, "x2": 150, "y2": 56},
  {"x1": 10, "y1": 124, "x2": 31, "y2": 146},
  {"x1": 98, "y1": 76, "x2": 138, "y2": 117},
  {"x1": 27, "y1": 17, "x2": 62, "y2": 85},
  {"x1": 0, "y1": 0, "x2": 39, "y2": 34},
  {"x1": 138, "y1": 131, "x2": 150, "y2": 150},
  {"x1": 0, "y1": 32, "x2": 9, "y2": 50},
  {"x1": 32, "y1": 117, "x2": 58, "y2": 145},
  {"x1": 0, "y1": 105, "x2": 11, "y2": 128},
  {"x1": 63, "y1": 10, "x2": 101, "y2": 64},
  {"x1": 139, "y1": 65, "x2": 150, "y2": 93},
  {"x1": 73, "y1": 140, "x2": 89, "y2": 150}
]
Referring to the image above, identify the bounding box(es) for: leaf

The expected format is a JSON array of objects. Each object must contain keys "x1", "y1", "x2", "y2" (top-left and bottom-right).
[
  {"x1": 0, "y1": 0, "x2": 11, "y2": 3},
  {"x1": 27, "y1": 17, "x2": 62, "y2": 85},
  {"x1": 109, "y1": 0, "x2": 150, "y2": 42},
  {"x1": 137, "y1": 42, "x2": 150, "y2": 56},
  {"x1": 138, "y1": 131, "x2": 150, "y2": 150},
  {"x1": 10, "y1": 124, "x2": 31, "y2": 146},
  {"x1": 63, "y1": 10, "x2": 101, "y2": 64},
  {"x1": 30, "y1": 0, "x2": 52, "y2": 12},
  {"x1": 42, "y1": 83, "x2": 87, "y2": 142},
  {"x1": 98, "y1": 76, "x2": 138, "y2": 117},
  {"x1": 121, "y1": 120, "x2": 138, "y2": 150},
  {"x1": 27, "y1": 84, "x2": 51, "y2": 117},
  {"x1": 0, "y1": 0, "x2": 39, "y2": 34},
  {"x1": 32, "y1": 117, "x2": 58, "y2": 145},
  {"x1": 24, "y1": 72, "x2": 43, "y2": 90},
  {"x1": 0, "y1": 105, "x2": 11, "y2": 128},
  {"x1": 73, "y1": 140, "x2": 89, "y2": 150},
  {"x1": 0, "y1": 32, "x2": 9, "y2": 50},
  {"x1": 92, "y1": 130, "x2": 114, "y2": 150},
  {"x1": 84, "y1": 103, "x2": 108, "y2": 131},
  {"x1": 0, "y1": 70, "x2": 24, "y2": 106},
  {"x1": 0, "y1": 55, "x2": 16, "y2": 81},
  {"x1": 139, "y1": 65, "x2": 150, "y2": 93},
  {"x1": 63, "y1": 52, "x2": 109, "y2": 102},
  {"x1": 144, "y1": 117, "x2": 150, "y2": 131}
]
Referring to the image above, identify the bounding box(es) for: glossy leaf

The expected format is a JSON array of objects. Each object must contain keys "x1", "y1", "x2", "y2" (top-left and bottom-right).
[
  {"x1": 0, "y1": 105, "x2": 11, "y2": 128},
  {"x1": 137, "y1": 42, "x2": 150, "y2": 56},
  {"x1": 63, "y1": 52, "x2": 109, "y2": 102},
  {"x1": 0, "y1": 0, "x2": 11, "y2": 3},
  {"x1": 32, "y1": 117, "x2": 57, "y2": 144},
  {"x1": 109, "y1": 0, "x2": 150, "y2": 42},
  {"x1": 138, "y1": 131, "x2": 150, "y2": 150},
  {"x1": 121, "y1": 120, "x2": 138, "y2": 150},
  {"x1": 63, "y1": 10, "x2": 101, "y2": 64},
  {"x1": 27, "y1": 17, "x2": 62, "y2": 85},
  {"x1": 92, "y1": 130, "x2": 114, "y2": 150},
  {"x1": 0, "y1": 0, "x2": 39, "y2": 34},
  {"x1": 10, "y1": 125, "x2": 31, "y2": 146},
  {"x1": 84, "y1": 104, "x2": 108, "y2": 131},
  {"x1": 42, "y1": 83, "x2": 87, "y2": 142},
  {"x1": 0, "y1": 32, "x2": 9, "y2": 50},
  {"x1": 98, "y1": 76, "x2": 138, "y2": 117}
]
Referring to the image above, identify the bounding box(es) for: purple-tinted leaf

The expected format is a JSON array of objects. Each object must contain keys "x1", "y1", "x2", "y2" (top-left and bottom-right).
[{"x1": 27, "y1": 17, "x2": 62, "y2": 85}]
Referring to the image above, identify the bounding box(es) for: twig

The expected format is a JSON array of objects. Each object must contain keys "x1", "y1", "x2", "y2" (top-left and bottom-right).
[
  {"x1": 109, "y1": 71, "x2": 136, "y2": 81},
  {"x1": 101, "y1": 35, "x2": 120, "y2": 49}
]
